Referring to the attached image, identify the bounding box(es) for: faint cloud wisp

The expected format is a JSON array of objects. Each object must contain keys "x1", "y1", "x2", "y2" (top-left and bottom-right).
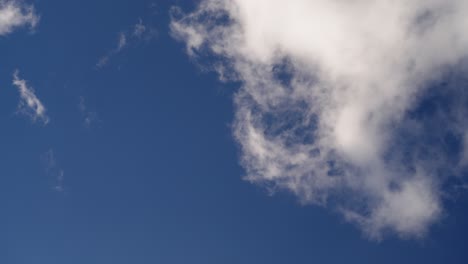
[
  {"x1": 96, "y1": 18, "x2": 157, "y2": 69},
  {"x1": 78, "y1": 96, "x2": 99, "y2": 128},
  {"x1": 42, "y1": 149, "x2": 65, "y2": 193}
]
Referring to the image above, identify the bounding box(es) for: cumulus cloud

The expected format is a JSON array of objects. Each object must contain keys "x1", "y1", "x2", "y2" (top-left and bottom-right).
[
  {"x1": 0, "y1": 0, "x2": 39, "y2": 35},
  {"x1": 171, "y1": 0, "x2": 468, "y2": 239},
  {"x1": 12, "y1": 70, "x2": 49, "y2": 125}
]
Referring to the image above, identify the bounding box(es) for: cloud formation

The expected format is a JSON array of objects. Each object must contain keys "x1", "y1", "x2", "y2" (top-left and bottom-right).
[
  {"x1": 0, "y1": 0, "x2": 39, "y2": 35},
  {"x1": 12, "y1": 70, "x2": 49, "y2": 125},
  {"x1": 171, "y1": 0, "x2": 468, "y2": 239},
  {"x1": 97, "y1": 18, "x2": 157, "y2": 68}
]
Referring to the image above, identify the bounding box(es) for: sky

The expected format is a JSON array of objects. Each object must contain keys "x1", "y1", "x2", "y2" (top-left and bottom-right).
[{"x1": 1, "y1": 0, "x2": 468, "y2": 263}]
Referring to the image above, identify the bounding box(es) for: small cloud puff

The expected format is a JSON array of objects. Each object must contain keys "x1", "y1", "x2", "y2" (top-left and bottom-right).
[{"x1": 0, "y1": 0, "x2": 39, "y2": 35}]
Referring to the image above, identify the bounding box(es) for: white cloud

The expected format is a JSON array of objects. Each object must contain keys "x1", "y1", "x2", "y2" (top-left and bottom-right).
[
  {"x1": 171, "y1": 0, "x2": 468, "y2": 239},
  {"x1": 12, "y1": 70, "x2": 49, "y2": 125},
  {"x1": 0, "y1": 0, "x2": 39, "y2": 35}
]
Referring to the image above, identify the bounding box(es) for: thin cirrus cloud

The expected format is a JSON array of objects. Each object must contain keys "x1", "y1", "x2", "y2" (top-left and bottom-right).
[
  {"x1": 42, "y1": 149, "x2": 65, "y2": 193},
  {"x1": 96, "y1": 18, "x2": 157, "y2": 68},
  {"x1": 171, "y1": 0, "x2": 468, "y2": 239},
  {"x1": 78, "y1": 96, "x2": 99, "y2": 128},
  {"x1": 0, "y1": 0, "x2": 39, "y2": 35},
  {"x1": 12, "y1": 70, "x2": 49, "y2": 125}
]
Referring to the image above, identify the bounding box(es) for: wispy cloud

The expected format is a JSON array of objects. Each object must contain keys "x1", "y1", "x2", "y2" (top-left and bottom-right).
[
  {"x1": 96, "y1": 18, "x2": 157, "y2": 68},
  {"x1": 0, "y1": 0, "x2": 39, "y2": 35},
  {"x1": 117, "y1": 32, "x2": 127, "y2": 51},
  {"x1": 12, "y1": 70, "x2": 49, "y2": 125},
  {"x1": 133, "y1": 18, "x2": 146, "y2": 38},
  {"x1": 172, "y1": 0, "x2": 468, "y2": 239},
  {"x1": 42, "y1": 149, "x2": 65, "y2": 193},
  {"x1": 78, "y1": 96, "x2": 99, "y2": 128},
  {"x1": 96, "y1": 31, "x2": 128, "y2": 68}
]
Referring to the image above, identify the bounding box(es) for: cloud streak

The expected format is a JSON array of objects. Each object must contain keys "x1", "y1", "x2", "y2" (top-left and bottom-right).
[
  {"x1": 42, "y1": 149, "x2": 65, "y2": 192},
  {"x1": 78, "y1": 96, "x2": 99, "y2": 128},
  {"x1": 97, "y1": 18, "x2": 157, "y2": 68},
  {"x1": 0, "y1": 0, "x2": 39, "y2": 35},
  {"x1": 171, "y1": 0, "x2": 468, "y2": 239},
  {"x1": 12, "y1": 70, "x2": 49, "y2": 125}
]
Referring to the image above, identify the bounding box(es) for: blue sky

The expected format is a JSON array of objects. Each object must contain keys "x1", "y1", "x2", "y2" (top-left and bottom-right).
[{"x1": 1, "y1": 0, "x2": 468, "y2": 263}]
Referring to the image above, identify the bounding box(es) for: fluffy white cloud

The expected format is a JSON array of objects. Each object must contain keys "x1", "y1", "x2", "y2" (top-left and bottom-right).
[
  {"x1": 12, "y1": 71, "x2": 49, "y2": 125},
  {"x1": 171, "y1": 0, "x2": 468, "y2": 239},
  {"x1": 0, "y1": 0, "x2": 38, "y2": 35}
]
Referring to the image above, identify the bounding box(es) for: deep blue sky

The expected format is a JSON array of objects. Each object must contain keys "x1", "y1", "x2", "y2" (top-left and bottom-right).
[{"x1": 1, "y1": 1, "x2": 468, "y2": 263}]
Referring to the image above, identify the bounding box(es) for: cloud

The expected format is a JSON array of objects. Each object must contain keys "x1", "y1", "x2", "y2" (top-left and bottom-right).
[
  {"x1": 96, "y1": 31, "x2": 128, "y2": 68},
  {"x1": 117, "y1": 32, "x2": 127, "y2": 51},
  {"x1": 171, "y1": 0, "x2": 468, "y2": 239},
  {"x1": 96, "y1": 18, "x2": 157, "y2": 68},
  {"x1": 133, "y1": 18, "x2": 146, "y2": 38},
  {"x1": 12, "y1": 70, "x2": 49, "y2": 125},
  {"x1": 0, "y1": 0, "x2": 39, "y2": 35},
  {"x1": 42, "y1": 149, "x2": 65, "y2": 192},
  {"x1": 78, "y1": 96, "x2": 99, "y2": 128}
]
